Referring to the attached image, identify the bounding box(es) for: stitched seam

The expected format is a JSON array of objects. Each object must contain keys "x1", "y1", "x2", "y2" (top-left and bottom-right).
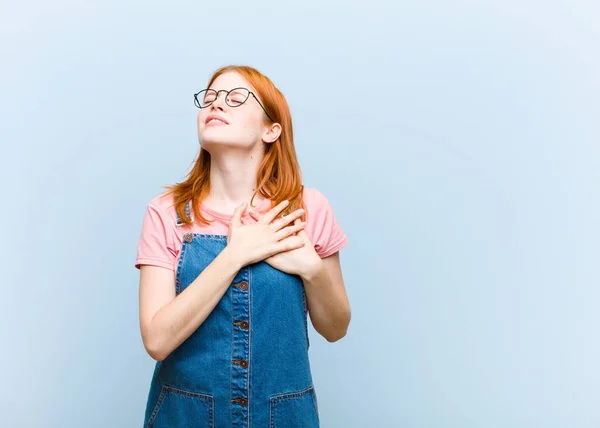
[
  {"x1": 148, "y1": 384, "x2": 215, "y2": 426},
  {"x1": 271, "y1": 386, "x2": 314, "y2": 402},
  {"x1": 301, "y1": 284, "x2": 309, "y2": 350},
  {"x1": 247, "y1": 266, "x2": 252, "y2": 428},
  {"x1": 163, "y1": 384, "x2": 213, "y2": 401},
  {"x1": 270, "y1": 395, "x2": 274, "y2": 428},
  {"x1": 147, "y1": 385, "x2": 167, "y2": 427},
  {"x1": 175, "y1": 239, "x2": 188, "y2": 295},
  {"x1": 190, "y1": 232, "x2": 229, "y2": 240},
  {"x1": 211, "y1": 395, "x2": 214, "y2": 428},
  {"x1": 269, "y1": 386, "x2": 314, "y2": 428},
  {"x1": 230, "y1": 277, "x2": 234, "y2": 425}
]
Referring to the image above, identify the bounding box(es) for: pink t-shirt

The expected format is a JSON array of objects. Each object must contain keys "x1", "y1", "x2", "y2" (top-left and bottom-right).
[{"x1": 134, "y1": 186, "x2": 348, "y2": 272}]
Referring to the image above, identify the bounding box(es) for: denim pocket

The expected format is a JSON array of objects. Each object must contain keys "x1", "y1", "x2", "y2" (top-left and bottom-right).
[
  {"x1": 147, "y1": 384, "x2": 214, "y2": 428},
  {"x1": 269, "y1": 386, "x2": 320, "y2": 427}
]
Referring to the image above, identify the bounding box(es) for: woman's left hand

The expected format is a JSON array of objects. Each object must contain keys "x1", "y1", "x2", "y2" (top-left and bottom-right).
[{"x1": 247, "y1": 211, "x2": 322, "y2": 278}]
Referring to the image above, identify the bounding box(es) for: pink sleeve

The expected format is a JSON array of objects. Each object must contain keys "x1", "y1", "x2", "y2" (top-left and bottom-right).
[
  {"x1": 307, "y1": 189, "x2": 348, "y2": 258},
  {"x1": 135, "y1": 202, "x2": 177, "y2": 271}
]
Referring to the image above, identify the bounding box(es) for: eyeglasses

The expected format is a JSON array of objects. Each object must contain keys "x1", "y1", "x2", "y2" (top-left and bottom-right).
[{"x1": 194, "y1": 87, "x2": 275, "y2": 122}]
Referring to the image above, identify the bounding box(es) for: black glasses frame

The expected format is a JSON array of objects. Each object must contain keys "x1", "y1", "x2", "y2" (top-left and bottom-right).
[{"x1": 194, "y1": 87, "x2": 275, "y2": 122}]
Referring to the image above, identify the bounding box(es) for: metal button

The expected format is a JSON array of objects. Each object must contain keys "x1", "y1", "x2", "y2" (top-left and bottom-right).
[{"x1": 183, "y1": 232, "x2": 193, "y2": 243}]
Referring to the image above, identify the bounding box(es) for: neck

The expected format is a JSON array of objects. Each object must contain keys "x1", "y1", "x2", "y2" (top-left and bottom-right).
[{"x1": 205, "y1": 147, "x2": 266, "y2": 212}]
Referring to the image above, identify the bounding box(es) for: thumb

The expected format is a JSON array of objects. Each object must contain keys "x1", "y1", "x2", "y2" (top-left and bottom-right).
[{"x1": 231, "y1": 201, "x2": 247, "y2": 229}]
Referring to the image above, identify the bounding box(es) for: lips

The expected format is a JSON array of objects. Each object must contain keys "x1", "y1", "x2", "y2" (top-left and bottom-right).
[{"x1": 205, "y1": 114, "x2": 229, "y2": 125}]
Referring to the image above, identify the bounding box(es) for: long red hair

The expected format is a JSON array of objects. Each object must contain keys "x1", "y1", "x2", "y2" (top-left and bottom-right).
[{"x1": 163, "y1": 65, "x2": 306, "y2": 226}]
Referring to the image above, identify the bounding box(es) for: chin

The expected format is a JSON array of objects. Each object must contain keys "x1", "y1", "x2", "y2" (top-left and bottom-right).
[
  {"x1": 199, "y1": 138, "x2": 224, "y2": 151},
  {"x1": 200, "y1": 129, "x2": 229, "y2": 144},
  {"x1": 199, "y1": 137, "x2": 247, "y2": 152}
]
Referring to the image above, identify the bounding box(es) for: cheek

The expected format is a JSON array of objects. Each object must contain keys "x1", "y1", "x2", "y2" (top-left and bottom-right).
[
  {"x1": 240, "y1": 117, "x2": 263, "y2": 139},
  {"x1": 197, "y1": 111, "x2": 206, "y2": 126}
]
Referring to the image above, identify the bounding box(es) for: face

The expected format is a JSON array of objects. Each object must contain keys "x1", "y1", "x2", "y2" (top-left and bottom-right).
[{"x1": 197, "y1": 71, "x2": 278, "y2": 152}]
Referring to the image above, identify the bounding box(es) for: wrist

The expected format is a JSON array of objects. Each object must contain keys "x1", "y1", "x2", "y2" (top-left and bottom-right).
[
  {"x1": 221, "y1": 245, "x2": 247, "y2": 271},
  {"x1": 300, "y1": 257, "x2": 324, "y2": 282}
]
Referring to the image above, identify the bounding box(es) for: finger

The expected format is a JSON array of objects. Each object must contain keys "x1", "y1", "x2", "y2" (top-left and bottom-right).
[
  {"x1": 261, "y1": 200, "x2": 290, "y2": 224},
  {"x1": 248, "y1": 209, "x2": 261, "y2": 221},
  {"x1": 274, "y1": 235, "x2": 305, "y2": 253},
  {"x1": 291, "y1": 218, "x2": 311, "y2": 242},
  {"x1": 230, "y1": 201, "x2": 247, "y2": 229},
  {"x1": 294, "y1": 218, "x2": 310, "y2": 238},
  {"x1": 271, "y1": 208, "x2": 305, "y2": 230},
  {"x1": 273, "y1": 221, "x2": 307, "y2": 241}
]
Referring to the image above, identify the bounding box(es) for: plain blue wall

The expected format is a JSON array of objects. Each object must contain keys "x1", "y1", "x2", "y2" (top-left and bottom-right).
[{"x1": 1, "y1": 0, "x2": 598, "y2": 426}]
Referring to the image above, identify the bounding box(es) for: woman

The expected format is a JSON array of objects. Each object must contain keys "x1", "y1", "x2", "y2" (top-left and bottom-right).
[{"x1": 134, "y1": 65, "x2": 350, "y2": 427}]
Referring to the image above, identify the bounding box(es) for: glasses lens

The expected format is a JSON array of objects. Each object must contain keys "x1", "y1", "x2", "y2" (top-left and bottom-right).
[
  {"x1": 195, "y1": 90, "x2": 212, "y2": 108},
  {"x1": 202, "y1": 90, "x2": 217, "y2": 106},
  {"x1": 226, "y1": 88, "x2": 249, "y2": 107}
]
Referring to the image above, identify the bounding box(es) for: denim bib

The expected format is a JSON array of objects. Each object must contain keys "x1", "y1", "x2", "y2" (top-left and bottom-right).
[{"x1": 143, "y1": 202, "x2": 320, "y2": 427}]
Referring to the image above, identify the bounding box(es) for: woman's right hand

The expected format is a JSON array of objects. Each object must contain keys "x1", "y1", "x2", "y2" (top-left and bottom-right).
[{"x1": 226, "y1": 200, "x2": 307, "y2": 267}]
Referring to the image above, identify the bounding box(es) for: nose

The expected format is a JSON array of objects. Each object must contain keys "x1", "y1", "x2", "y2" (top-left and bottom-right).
[{"x1": 210, "y1": 90, "x2": 228, "y2": 112}]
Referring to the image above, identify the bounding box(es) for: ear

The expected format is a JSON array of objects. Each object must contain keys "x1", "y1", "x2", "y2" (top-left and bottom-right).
[{"x1": 262, "y1": 122, "x2": 282, "y2": 144}]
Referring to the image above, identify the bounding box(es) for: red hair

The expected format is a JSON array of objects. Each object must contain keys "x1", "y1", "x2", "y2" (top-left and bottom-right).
[{"x1": 163, "y1": 65, "x2": 306, "y2": 226}]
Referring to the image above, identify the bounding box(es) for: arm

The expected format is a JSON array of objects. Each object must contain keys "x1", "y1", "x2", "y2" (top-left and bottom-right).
[
  {"x1": 301, "y1": 251, "x2": 351, "y2": 342},
  {"x1": 139, "y1": 246, "x2": 242, "y2": 361},
  {"x1": 138, "y1": 199, "x2": 305, "y2": 361}
]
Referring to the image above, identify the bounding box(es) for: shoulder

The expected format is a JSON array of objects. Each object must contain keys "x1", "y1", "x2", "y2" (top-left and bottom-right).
[
  {"x1": 146, "y1": 191, "x2": 178, "y2": 221},
  {"x1": 148, "y1": 190, "x2": 175, "y2": 209},
  {"x1": 135, "y1": 191, "x2": 179, "y2": 271},
  {"x1": 301, "y1": 186, "x2": 330, "y2": 208},
  {"x1": 137, "y1": 190, "x2": 182, "y2": 235}
]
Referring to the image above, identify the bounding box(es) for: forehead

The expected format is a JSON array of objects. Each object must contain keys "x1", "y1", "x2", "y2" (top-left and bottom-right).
[{"x1": 209, "y1": 71, "x2": 254, "y2": 92}]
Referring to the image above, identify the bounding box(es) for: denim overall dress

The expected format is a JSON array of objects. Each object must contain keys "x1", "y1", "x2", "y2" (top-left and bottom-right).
[{"x1": 142, "y1": 202, "x2": 320, "y2": 427}]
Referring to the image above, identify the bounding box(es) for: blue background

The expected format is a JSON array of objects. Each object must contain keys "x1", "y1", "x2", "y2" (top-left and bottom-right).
[{"x1": 1, "y1": 0, "x2": 598, "y2": 426}]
